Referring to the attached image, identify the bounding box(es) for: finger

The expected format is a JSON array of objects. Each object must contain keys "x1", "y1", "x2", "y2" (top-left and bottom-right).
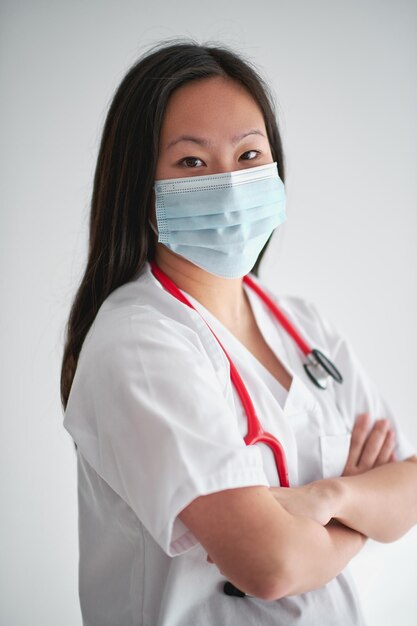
[
  {"x1": 347, "y1": 413, "x2": 372, "y2": 468},
  {"x1": 374, "y1": 429, "x2": 396, "y2": 466},
  {"x1": 388, "y1": 450, "x2": 397, "y2": 463},
  {"x1": 357, "y1": 419, "x2": 390, "y2": 469}
]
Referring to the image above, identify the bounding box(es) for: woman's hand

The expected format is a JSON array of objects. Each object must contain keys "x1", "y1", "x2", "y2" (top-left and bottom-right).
[
  {"x1": 342, "y1": 413, "x2": 397, "y2": 477},
  {"x1": 207, "y1": 413, "x2": 399, "y2": 564},
  {"x1": 269, "y1": 413, "x2": 397, "y2": 527},
  {"x1": 269, "y1": 480, "x2": 340, "y2": 526}
]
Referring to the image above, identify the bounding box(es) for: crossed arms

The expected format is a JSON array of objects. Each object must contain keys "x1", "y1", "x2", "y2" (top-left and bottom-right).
[{"x1": 179, "y1": 413, "x2": 417, "y2": 600}]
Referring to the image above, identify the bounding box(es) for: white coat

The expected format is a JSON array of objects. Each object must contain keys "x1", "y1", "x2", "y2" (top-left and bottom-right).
[{"x1": 63, "y1": 261, "x2": 415, "y2": 626}]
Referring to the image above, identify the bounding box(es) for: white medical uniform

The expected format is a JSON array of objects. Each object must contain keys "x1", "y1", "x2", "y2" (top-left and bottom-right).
[{"x1": 63, "y1": 261, "x2": 415, "y2": 626}]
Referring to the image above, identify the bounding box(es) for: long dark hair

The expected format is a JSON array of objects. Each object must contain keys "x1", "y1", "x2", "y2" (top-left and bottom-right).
[{"x1": 61, "y1": 39, "x2": 285, "y2": 409}]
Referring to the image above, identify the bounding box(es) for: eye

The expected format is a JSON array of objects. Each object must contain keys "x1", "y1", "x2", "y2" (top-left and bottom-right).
[
  {"x1": 240, "y1": 150, "x2": 261, "y2": 161},
  {"x1": 178, "y1": 156, "x2": 205, "y2": 168}
]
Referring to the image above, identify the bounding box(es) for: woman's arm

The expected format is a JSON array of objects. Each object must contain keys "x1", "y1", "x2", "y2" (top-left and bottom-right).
[
  {"x1": 271, "y1": 457, "x2": 417, "y2": 544},
  {"x1": 271, "y1": 414, "x2": 417, "y2": 543},
  {"x1": 179, "y1": 484, "x2": 366, "y2": 601},
  {"x1": 334, "y1": 455, "x2": 417, "y2": 542},
  {"x1": 337, "y1": 413, "x2": 417, "y2": 540}
]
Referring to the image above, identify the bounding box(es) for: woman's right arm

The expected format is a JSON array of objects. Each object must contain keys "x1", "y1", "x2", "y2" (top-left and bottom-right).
[
  {"x1": 179, "y1": 485, "x2": 365, "y2": 601},
  {"x1": 183, "y1": 412, "x2": 394, "y2": 602}
]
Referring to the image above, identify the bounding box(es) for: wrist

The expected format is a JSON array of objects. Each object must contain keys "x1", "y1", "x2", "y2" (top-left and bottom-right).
[
  {"x1": 331, "y1": 476, "x2": 351, "y2": 521},
  {"x1": 323, "y1": 477, "x2": 346, "y2": 519},
  {"x1": 305, "y1": 477, "x2": 346, "y2": 524}
]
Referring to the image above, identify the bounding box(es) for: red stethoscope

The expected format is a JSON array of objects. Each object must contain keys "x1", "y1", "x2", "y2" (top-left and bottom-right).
[{"x1": 150, "y1": 260, "x2": 343, "y2": 490}]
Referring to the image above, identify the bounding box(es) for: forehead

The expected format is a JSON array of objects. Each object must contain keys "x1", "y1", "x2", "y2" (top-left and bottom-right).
[{"x1": 159, "y1": 76, "x2": 267, "y2": 143}]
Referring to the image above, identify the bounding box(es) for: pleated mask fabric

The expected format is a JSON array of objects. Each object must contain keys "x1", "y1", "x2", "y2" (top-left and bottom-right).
[{"x1": 153, "y1": 162, "x2": 286, "y2": 278}]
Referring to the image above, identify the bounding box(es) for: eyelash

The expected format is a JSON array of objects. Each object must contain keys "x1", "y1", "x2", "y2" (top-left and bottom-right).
[
  {"x1": 240, "y1": 150, "x2": 261, "y2": 161},
  {"x1": 178, "y1": 150, "x2": 262, "y2": 168}
]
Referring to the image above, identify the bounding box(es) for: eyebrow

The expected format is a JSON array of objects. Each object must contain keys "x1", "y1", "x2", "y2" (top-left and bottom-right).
[{"x1": 166, "y1": 129, "x2": 266, "y2": 149}]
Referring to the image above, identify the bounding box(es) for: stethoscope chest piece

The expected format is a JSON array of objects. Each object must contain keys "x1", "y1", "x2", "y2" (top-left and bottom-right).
[{"x1": 303, "y1": 349, "x2": 343, "y2": 390}]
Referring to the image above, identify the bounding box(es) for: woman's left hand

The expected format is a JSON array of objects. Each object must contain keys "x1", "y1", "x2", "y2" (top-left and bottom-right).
[
  {"x1": 269, "y1": 480, "x2": 339, "y2": 526},
  {"x1": 342, "y1": 413, "x2": 397, "y2": 477}
]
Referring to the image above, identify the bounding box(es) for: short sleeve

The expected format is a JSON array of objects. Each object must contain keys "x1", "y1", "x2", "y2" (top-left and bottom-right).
[
  {"x1": 288, "y1": 297, "x2": 416, "y2": 462},
  {"x1": 63, "y1": 309, "x2": 269, "y2": 557}
]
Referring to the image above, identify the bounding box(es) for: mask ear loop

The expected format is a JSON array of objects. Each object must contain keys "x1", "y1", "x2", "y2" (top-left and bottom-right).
[{"x1": 148, "y1": 218, "x2": 159, "y2": 238}]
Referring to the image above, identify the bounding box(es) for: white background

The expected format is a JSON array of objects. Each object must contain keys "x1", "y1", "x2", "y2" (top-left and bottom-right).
[{"x1": 1, "y1": 1, "x2": 416, "y2": 624}]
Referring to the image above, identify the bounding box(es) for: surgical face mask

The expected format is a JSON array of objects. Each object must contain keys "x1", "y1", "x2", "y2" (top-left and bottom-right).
[{"x1": 152, "y1": 161, "x2": 286, "y2": 278}]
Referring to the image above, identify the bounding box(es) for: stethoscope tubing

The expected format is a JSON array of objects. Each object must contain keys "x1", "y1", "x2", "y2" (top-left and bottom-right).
[
  {"x1": 149, "y1": 260, "x2": 343, "y2": 600},
  {"x1": 244, "y1": 274, "x2": 343, "y2": 387},
  {"x1": 150, "y1": 261, "x2": 289, "y2": 486},
  {"x1": 149, "y1": 261, "x2": 344, "y2": 484},
  {"x1": 243, "y1": 274, "x2": 311, "y2": 355}
]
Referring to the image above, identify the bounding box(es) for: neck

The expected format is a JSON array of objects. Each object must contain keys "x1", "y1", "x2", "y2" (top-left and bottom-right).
[{"x1": 154, "y1": 247, "x2": 250, "y2": 329}]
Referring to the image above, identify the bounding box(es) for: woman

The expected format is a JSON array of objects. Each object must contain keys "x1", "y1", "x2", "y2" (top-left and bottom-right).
[{"x1": 61, "y1": 40, "x2": 417, "y2": 625}]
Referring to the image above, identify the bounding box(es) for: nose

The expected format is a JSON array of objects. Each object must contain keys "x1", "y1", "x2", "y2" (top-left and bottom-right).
[{"x1": 205, "y1": 156, "x2": 243, "y2": 175}]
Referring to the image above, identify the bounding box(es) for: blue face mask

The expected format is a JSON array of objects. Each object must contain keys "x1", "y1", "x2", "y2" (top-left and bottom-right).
[{"x1": 152, "y1": 162, "x2": 286, "y2": 278}]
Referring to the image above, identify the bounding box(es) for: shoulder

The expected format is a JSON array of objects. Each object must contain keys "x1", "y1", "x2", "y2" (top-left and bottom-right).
[
  {"x1": 72, "y1": 262, "x2": 228, "y2": 391},
  {"x1": 83, "y1": 262, "x2": 205, "y2": 355}
]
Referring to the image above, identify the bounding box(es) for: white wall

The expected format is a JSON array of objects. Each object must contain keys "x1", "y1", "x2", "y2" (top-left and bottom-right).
[{"x1": 1, "y1": 1, "x2": 416, "y2": 624}]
